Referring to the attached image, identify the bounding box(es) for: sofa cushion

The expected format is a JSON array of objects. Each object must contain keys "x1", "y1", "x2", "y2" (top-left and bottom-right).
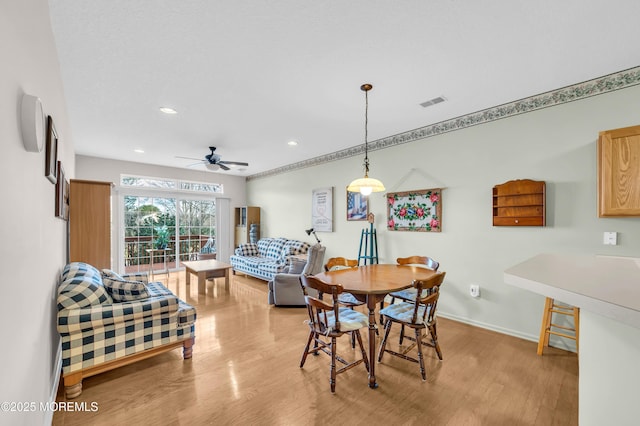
[
  {"x1": 58, "y1": 262, "x2": 113, "y2": 309},
  {"x1": 281, "y1": 240, "x2": 310, "y2": 260},
  {"x1": 103, "y1": 269, "x2": 149, "y2": 284},
  {"x1": 286, "y1": 256, "x2": 307, "y2": 274},
  {"x1": 103, "y1": 276, "x2": 150, "y2": 302},
  {"x1": 236, "y1": 242, "x2": 258, "y2": 256},
  {"x1": 240, "y1": 255, "x2": 275, "y2": 268},
  {"x1": 146, "y1": 281, "x2": 176, "y2": 298},
  {"x1": 257, "y1": 238, "x2": 273, "y2": 256},
  {"x1": 266, "y1": 238, "x2": 288, "y2": 260},
  {"x1": 257, "y1": 261, "x2": 288, "y2": 276},
  {"x1": 102, "y1": 269, "x2": 124, "y2": 280},
  {"x1": 287, "y1": 240, "x2": 310, "y2": 256}
]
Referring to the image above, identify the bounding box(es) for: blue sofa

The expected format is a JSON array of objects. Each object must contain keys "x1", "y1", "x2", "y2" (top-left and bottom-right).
[{"x1": 230, "y1": 237, "x2": 310, "y2": 281}]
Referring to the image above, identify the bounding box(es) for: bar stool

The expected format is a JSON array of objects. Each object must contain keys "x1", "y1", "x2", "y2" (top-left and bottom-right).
[{"x1": 537, "y1": 297, "x2": 580, "y2": 355}]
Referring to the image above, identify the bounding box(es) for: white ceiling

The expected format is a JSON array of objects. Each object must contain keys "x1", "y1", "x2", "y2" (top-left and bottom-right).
[{"x1": 48, "y1": 0, "x2": 640, "y2": 177}]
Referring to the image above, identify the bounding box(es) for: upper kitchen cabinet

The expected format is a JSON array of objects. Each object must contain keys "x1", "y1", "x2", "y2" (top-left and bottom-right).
[{"x1": 598, "y1": 124, "x2": 640, "y2": 217}]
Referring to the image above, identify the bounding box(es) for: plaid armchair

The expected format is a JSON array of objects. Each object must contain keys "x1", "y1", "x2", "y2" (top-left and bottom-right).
[{"x1": 57, "y1": 262, "x2": 196, "y2": 398}]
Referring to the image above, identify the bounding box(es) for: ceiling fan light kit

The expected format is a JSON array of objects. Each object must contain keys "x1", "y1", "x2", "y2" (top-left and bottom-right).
[
  {"x1": 178, "y1": 146, "x2": 249, "y2": 172},
  {"x1": 347, "y1": 83, "x2": 385, "y2": 196}
]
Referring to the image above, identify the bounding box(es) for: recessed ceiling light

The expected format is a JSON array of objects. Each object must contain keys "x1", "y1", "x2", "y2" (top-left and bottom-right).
[
  {"x1": 134, "y1": 149, "x2": 144, "y2": 153},
  {"x1": 159, "y1": 107, "x2": 177, "y2": 114},
  {"x1": 288, "y1": 140, "x2": 298, "y2": 146}
]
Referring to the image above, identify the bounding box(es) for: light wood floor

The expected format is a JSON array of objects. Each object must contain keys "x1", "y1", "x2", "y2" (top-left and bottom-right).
[{"x1": 53, "y1": 272, "x2": 578, "y2": 425}]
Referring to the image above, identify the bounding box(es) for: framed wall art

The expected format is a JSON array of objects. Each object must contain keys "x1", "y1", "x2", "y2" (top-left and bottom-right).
[
  {"x1": 55, "y1": 161, "x2": 69, "y2": 220},
  {"x1": 387, "y1": 188, "x2": 442, "y2": 232},
  {"x1": 45, "y1": 115, "x2": 58, "y2": 183},
  {"x1": 311, "y1": 187, "x2": 333, "y2": 232},
  {"x1": 346, "y1": 190, "x2": 368, "y2": 221}
]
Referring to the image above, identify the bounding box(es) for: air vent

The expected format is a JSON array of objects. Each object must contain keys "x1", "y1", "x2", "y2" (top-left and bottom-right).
[{"x1": 420, "y1": 96, "x2": 446, "y2": 108}]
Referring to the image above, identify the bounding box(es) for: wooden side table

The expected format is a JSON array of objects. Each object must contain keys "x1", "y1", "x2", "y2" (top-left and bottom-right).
[{"x1": 182, "y1": 260, "x2": 232, "y2": 295}]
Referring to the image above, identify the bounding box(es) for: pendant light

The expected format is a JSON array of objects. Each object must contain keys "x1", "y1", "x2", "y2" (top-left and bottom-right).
[{"x1": 347, "y1": 83, "x2": 385, "y2": 196}]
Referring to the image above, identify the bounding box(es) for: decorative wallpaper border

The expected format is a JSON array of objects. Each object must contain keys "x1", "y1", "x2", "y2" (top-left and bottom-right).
[{"x1": 248, "y1": 66, "x2": 640, "y2": 181}]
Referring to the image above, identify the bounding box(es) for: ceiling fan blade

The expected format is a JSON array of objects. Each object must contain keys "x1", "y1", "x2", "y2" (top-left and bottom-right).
[
  {"x1": 176, "y1": 155, "x2": 204, "y2": 161},
  {"x1": 219, "y1": 161, "x2": 249, "y2": 166},
  {"x1": 219, "y1": 163, "x2": 230, "y2": 171}
]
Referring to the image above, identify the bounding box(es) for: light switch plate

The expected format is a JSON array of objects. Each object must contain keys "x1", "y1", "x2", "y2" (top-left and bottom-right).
[{"x1": 603, "y1": 231, "x2": 617, "y2": 245}]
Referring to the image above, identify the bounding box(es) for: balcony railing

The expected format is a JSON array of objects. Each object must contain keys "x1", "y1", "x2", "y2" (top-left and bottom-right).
[{"x1": 124, "y1": 235, "x2": 214, "y2": 274}]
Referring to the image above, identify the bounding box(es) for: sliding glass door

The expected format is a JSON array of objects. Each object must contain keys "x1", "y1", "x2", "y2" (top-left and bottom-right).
[
  {"x1": 178, "y1": 199, "x2": 216, "y2": 263},
  {"x1": 123, "y1": 195, "x2": 216, "y2": 273},
  {"x1": 123, "y1": 195, "x2": 176, "y2": 273}
]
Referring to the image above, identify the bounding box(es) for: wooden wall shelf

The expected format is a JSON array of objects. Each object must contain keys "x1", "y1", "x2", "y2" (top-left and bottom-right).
[{"x1": 493, "y1": 179, "x2": 546, "y2": 226}]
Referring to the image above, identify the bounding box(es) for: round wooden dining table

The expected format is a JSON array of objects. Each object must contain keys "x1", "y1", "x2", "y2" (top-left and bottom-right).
[{"x1": 314, "y1": 264, "x2": 439, "y2": 389}]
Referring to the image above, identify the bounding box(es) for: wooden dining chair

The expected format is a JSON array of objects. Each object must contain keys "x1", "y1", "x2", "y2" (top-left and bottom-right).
[
  {"x1": 324, "y1": 257, "x2": 365, "y2": 348},
  {"x1": 299, "y1": 274, "x2": 370, "y2": 393},
  {"x1": 378, "y1": 271, "x2": 446, "y2": 381},
  {"x1": 324, "y1": 257, "x2": 364, "y2": 306},
  {"x1": 388, "y1": 256, "x2": 440, "y2": 304},
  {"x1": 382, "y1": 256, "x2": 440, "y2": 331},
  {"x1": 325, "y1": 257, "x2": 358, "y2": 271}
]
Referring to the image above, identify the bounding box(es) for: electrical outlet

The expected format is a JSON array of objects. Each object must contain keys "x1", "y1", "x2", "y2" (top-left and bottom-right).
[{"x1": 470, "y1": 284, "x2": 481, "y2": 298}]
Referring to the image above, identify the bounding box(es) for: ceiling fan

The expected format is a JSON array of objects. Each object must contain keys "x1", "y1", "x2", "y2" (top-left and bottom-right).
[{"x1": 177, "y1": 146, "x2": 249, "y2": 171}]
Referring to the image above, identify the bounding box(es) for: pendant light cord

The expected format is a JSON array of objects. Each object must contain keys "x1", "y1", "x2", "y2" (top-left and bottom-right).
[{"x1": 363, "y1": 84, "x2": 370, "y2": 177}]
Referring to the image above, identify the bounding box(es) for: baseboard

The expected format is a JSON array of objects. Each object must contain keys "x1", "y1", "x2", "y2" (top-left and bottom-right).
[
  {"x1": 437, "y1": 311, "x2": 577, "y2": 353},
  {"x1": 438, "y1": 311, "x2": 537, "y2": 342},
  {"x1": 44, "y1": 342, "x2": 62, "y2": 425}
]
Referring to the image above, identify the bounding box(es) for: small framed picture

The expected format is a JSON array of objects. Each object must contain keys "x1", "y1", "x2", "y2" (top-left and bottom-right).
[
  {"x1": 45, "y1": 116, "x2": 58, "y2": 184},
  {"x1": 55, "y1": 161, "x2": 69, "y2": 220},
  {"x1": 346, "y1": 190, "x2": 369, "y2": 221}
]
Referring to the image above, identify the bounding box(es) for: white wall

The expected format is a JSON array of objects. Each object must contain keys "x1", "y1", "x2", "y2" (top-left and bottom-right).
[
  {"x1": 75, "y1": 155, "x2": 247, "y2": 266},
  {"x1": 247, "y1": 84, "x2": 640, "y2": 346},
  {"x1": 0, "y1": 1, "x2": 75, "y2": 424},
  {"x1": 580, "y1": 310, "x2": 640, "y2": 425}
]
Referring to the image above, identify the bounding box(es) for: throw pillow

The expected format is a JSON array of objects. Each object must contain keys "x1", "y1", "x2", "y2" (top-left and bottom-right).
[
  {"x1": 102, "y1": 276, "x2": 150, "y2": 302},
  {"x1": 237, "y1": 243, "x2": 259, "y2": 256},
  {"x1": 287, "y1": 257, "x2": 307, "y2": 274},
  {"x1": 101, "y1": 269, "x2": 124, "y2": 281}
]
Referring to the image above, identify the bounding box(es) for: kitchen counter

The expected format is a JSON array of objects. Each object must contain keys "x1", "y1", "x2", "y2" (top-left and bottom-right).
[
  {"x1": 504, "y1": 253, "x2": 640, "y2": 425},
  {"x1": 504, "y1": 253, "x2": 640, "y2": 329}
]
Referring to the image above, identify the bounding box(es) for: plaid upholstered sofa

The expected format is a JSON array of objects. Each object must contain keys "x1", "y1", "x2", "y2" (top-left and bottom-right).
[
  {"x1": 229, "y1": 237, "x2": 310, "y2": 281},
  {"x1": 56, "y1": 262, "x2": 196, "y2": 398}
]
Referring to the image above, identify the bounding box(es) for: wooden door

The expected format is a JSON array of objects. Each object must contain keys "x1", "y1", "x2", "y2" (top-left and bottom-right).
[{"x1": 69, "y1": 180, "x2": 112, "y2": 269}]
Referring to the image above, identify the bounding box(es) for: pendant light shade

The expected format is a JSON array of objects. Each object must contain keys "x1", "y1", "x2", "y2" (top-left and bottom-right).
[
  {"x1": 347, "y1": 83, "x2": 385, "y2": 195},
  {"x1": 346, "y1": 176, "x2": 385, "y2": 196}
]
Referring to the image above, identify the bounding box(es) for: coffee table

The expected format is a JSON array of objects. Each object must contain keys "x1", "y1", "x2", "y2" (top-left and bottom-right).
[{"x1": 182, "y1": 259, "x2": 232, "y2": 295}]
